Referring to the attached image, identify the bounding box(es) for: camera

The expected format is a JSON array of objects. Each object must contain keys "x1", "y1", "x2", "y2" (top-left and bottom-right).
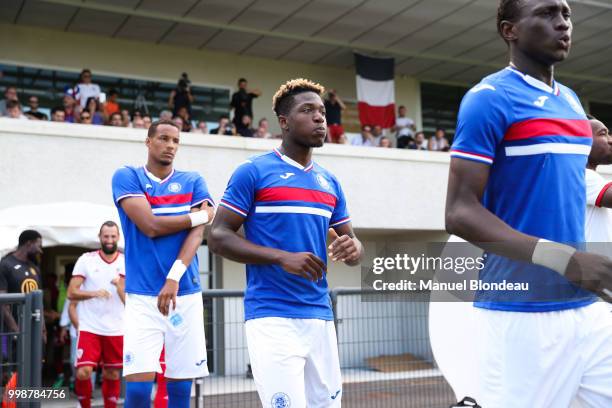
[{"x1": 178, "y1": 73, "x2": 191, "y2": 92}]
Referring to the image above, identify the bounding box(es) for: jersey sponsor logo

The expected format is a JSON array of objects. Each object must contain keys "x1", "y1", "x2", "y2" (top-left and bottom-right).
[
  {"x1": 195, "y1": 359, "x2": 206, "y2": 366},
  {"x1": 168, "y1": 182, "x2": 182, "y2": 193},
  {"x1": 20, "y1": 278, "x2": 38, "y2": 293},
  {"x1": 469, "y1": 84, "x2": 495, "y2": 93},
  {"x1": 29, "y1": 267, "x2": 37, "y2": 276},
  {"x1": 280, "y1": 172, "x2": 295, "y2": 179},
  {"x1": 533, "y1": 96, "x2": 549, "y2": 107},
  {"x1": 271, "y1": 392, "x2": 290, "y2": 408},
  {"x1": 13, "y1": 264, "x2": 21, "y2": 270},
  {"x1": 316, "y1": 174, "x2": 331, "y2": 191},
  {"x1": 331, "y1": 390, "x2": 341, "y2": 400}
]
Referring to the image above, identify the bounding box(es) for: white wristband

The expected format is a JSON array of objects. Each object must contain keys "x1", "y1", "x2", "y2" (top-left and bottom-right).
[
  {"x1": 167, "y1": 260, "x2": 187, "y2": 282},
  {"x1": 188, "y1": 210, "x2": 209, "y2": 227},
  {"x1": 531, "y1": 239, "x2": 576, "y2": 276}
]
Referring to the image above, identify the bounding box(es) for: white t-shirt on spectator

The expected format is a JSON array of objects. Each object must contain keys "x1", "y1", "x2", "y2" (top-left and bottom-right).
[
  {"x1": 350, "y1": 133, "x2": 375, "y2": 147},
  {"x1": 396, "y1": 117, "x2": 415, "y2": 137},
  {"x1": 72, "y1": 250, "x2": 125, "y2": 336},
  {"x1": 76, "y1": 83, "x2": 101, "y2": 109}
]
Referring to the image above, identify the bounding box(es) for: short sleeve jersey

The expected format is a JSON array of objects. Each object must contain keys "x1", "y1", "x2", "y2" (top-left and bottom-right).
[
  {"x1": 585, "y1": 169, "x2": 612, "y2": 245},
  {"x1": 451, "y1": 67, "x2": 596, "y2": 312},
  {"x1": 0, "y1": 254, "x2": 41, "y2": 294},
  {"x1": 219, "y1": 149, "x2": 351, "y2": 321},
  {"x1": 111, "y1": 166, "x2": 213, "y2": 296},
  {"x1": 72, "y1": 251, "x2": 125, "y2": 336}
]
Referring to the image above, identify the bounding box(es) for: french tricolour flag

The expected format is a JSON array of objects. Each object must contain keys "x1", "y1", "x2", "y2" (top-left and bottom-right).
[{"x1": 355, "y1": 53, "x2": 395, "y2": 129}]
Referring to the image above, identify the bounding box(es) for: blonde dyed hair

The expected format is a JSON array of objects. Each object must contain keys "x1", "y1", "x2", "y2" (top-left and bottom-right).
[{"x1": 272, "y1": 78, "x2": 325, "y2": 116}]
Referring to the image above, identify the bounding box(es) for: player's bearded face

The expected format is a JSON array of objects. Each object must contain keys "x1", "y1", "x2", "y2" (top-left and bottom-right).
[
  {"x1": 26, "y1": 239, "x2": 43, "y2": 263},
  {"x1": 99, "y1": 226, "x2": 120, "y2": 255},
  {"x1": 287, "y1": 92, "x2": 327, "y2": 148},
  {"x1": 101, "y1": 242, "x2": 118, "y2": 255}
]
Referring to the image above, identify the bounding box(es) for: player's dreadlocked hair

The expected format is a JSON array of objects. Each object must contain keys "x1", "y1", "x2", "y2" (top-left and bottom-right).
[
  {"x1": 272, "y1": 78, "x2": 325, "y2": 117},
  {"x1": 497, "y1": 0, "x2": 524, "y2": 40}
]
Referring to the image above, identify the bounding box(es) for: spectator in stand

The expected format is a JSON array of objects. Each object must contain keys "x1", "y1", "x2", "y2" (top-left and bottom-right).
[
  {"x1": 142, "y1": 114, "x2": 152, "y2": 129},
  {"x1": 51, "y1": 107, "x2": 65, "y2": 122},
  {"x1": 169, "y1": 73, "x2": 194, "y2": 117},
  {"x1": 84, "y1": 97, "x2": 104, "y2": 125},
  {"x1": 5, "y1": 100, "x2": 28, "y2": 120},
  {"x1": 351, "y1": 124, "x2": 375, "y2": 147},
  {"x1": 237, "y1": 114, "x2": 255, "y2": 137},
  {"x1": 210, "y1": 115, "x2": 235, "y2": 136},
  {"x1": 393, "y1": 105, "x2": 416, "y2": 148},
  {"x1": 379, "y1": 136, "x2": 392, "y2": 148},
  {"x1": 230, "y1": 78, "x2": 261, "y2": 128},
  {"x1": 120, "y1": 109, "x2": 131, "y2": 127},
  {"x1": 176, "y1": 106, "x2": 192, "y2": 132},
  {"x1": 109, "y1": 112, "x2": 122, "y2": 127},
  {"x1": 192, "y1": 121, "x2": 208, "y2": 134},
  {"x1": 24, "y1": 96, "x2": 48, "y2": 120},
  {"x1": 408, "y1": 131, "x2": 428, "y2": 150},
  {"x1": 76, "y1": 69, "x2": 101, "y2": 110},
  {"x1": 0, "y1": 86, "x2": 19, "y2": 116},
  {"x1": 253, "y1": 126, "x2": 267, "y2": 138},
  {"x1": 257, "y1": 118, "x2": 272, "y2": 138},
  {"x1": 63, "y1": 89, "x2": 79, "y2": 123},
  {"x1": 159, "y1": 110, "x2": 173, "y2": 121},
  {"x1": 324, "y1": 89, "x2": 346, "y2": 144},
  {"x1": 103, "y1": 89, "x2": 120, "y2": 121},
  {"x1": 173, "y1": 116, "x2": 185, "y2": 132},
  {"x1": 79, "y1": 110, "x2": 93, "y2": 125},
  {"x1": 428, "y1": 128, "x2": 449, "y2": 151},
  {"x1": 133, "y1": 117, "x2": 146, "y2": 129},
  {"x1": 372, "y1": 125, "x2": 385, "y2": 146}
]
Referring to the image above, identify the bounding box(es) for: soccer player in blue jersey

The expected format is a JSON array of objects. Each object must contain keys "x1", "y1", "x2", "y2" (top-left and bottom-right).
[
  {"x1": 209, "y1": 78, "x2": 363, "y2": 407},
  {"x1": 445, "y1": 0, "x2": 612, "y2": 406},
  {"x1": 111, "y1": 120, "x2": 215, "y2": 408}
]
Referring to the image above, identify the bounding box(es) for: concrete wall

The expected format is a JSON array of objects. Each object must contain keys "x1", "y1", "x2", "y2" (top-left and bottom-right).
[{"x1": 0, "y1": 23, "x2": 422, "y2": 133}]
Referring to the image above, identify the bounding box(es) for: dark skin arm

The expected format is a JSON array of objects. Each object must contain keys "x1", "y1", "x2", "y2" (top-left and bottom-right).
[
  {"x1": 446, "y1": 158, "x2": 612, "y2": 300},
  {"x1": 595, "y1": 188, "x2": 612, "y2": 209},
  {"x1": 328, "y1": 222, "x2": 364, "y2": 267},
  {"x1": 119, "y1": 196, "x2": 214, "y2": 238},
  {"x1": 208, "y1": 207, "x2": 326, "y2": 282},
  {"x1": 0, "y1": 290, "x2": 19, "y2": 332},
  {"x1": 157, "y1": 205, "x2": 211, "y2": 316}
]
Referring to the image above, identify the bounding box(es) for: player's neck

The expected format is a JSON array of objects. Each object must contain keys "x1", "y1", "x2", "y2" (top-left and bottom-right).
[
  {"x1": 145, "y1": 161, "x2": 173, "y2": 180},
  {"x1": 509, "y1": 55, "x2": 554, "y2": 87},
  {"x1": 278, "y1": 142, "x2": 312, "y2": 167}
]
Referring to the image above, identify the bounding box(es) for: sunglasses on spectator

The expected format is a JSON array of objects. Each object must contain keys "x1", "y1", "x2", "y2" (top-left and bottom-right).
[{"x1": 81, "y1": 115, "x2": 91, "y2": 120}]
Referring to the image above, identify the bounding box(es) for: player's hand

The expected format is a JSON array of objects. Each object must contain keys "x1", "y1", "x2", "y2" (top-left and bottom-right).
[
  {"x1": 278, "y1": 252, "x2": 326, "y2": 282},
  {"x1": 110, "y1": 277, "x2": 120, "y2": 286},
  {"x1": 95, "y1": 289, "x2": 112, "y2": 299},
  {"x1": 157, "y1": 279, "x2": 179, "y2": 316},
  {"x1": 566, "y1": 252, "x2": 612, "y2": 301},
  {"x1": 328, "y1": 228, "x2": 361, "y2": 264}
]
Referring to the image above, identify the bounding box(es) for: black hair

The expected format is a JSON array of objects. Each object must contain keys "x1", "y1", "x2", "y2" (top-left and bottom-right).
[
  {"x1": 586, "y1": 114, "x2": 596, "y2": 120},
  {"x1": 51, "y1": 106, "x2": 64, "y2": 115},
  {"x1": 85, "y1": 96, "x2": 99, "y2": 111},
  {"x1": 238, "y1": 78, "x2": 247, "y2": 84},
  {"x1": 147, "y1": 119, "x2": 180, "y2": 138},
  {"x1": 18, "y1": 230, "x2": 41, "y2": 248},
  {"x1": 497, "y1": 0, "x2": 524, "y2": 39},
  {"x1": 99, "y1": 220, "x2": 119, "y2": 235},
  {"x1": 6, "y1": 100, "x2": 20, "y2": 110},
  {"x1": 108, "y1": 89, "x2": 118, "y2": 96}
]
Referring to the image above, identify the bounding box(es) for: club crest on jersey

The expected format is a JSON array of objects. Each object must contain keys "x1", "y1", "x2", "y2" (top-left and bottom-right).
[
  {"x1": 124, "y1": 351, "x2": 134, "y2": 365},
  {"x1": 563, "y1": 91, "x2": 584, "y2": 114},
  {"x1": 168, "y1": 182, "x2": 182, "y2": 193},
  {"x1": 77, "y1": 349, "x2": 84, "y2": 359},
  {"x1": 271, "y1": 392, "x2": 290, "y2": 408},
  {"x1": 316, "y1": 174, "x2": 331, "y2": 191}
]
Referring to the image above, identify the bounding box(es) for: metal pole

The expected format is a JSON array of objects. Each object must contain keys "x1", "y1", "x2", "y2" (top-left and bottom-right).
[
  {"x1": 194, "y1": 377, "x2": 204, "y2": 408},
  {"x1": 29, "y1": 291, "x2": 43, "y2": 408}
]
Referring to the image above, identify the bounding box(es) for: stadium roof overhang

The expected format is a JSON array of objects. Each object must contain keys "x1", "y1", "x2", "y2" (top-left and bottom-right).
[{"x1": 3, "y1": 0, "x2": 612, "y2": 101}]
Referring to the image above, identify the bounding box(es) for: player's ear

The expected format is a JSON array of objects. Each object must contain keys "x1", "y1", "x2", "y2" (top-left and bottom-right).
[
  {"x1": 278, "y1": 115, "x2": 289, "y2": 131},
  {"x1": 500, "y1": 20, "x2": 518, "y2": 43}
]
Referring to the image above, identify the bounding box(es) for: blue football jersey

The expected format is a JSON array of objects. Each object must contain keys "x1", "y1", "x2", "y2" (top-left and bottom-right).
[
  {"x1": 112, "y1": 166, "x2": 214, "y2": 296},
  {"x1": 451, "y1": 67, "x2": 597, "y2": 312},
  {"x1": 220, "y1": 148, "x2": 351, "y2": 321}
]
